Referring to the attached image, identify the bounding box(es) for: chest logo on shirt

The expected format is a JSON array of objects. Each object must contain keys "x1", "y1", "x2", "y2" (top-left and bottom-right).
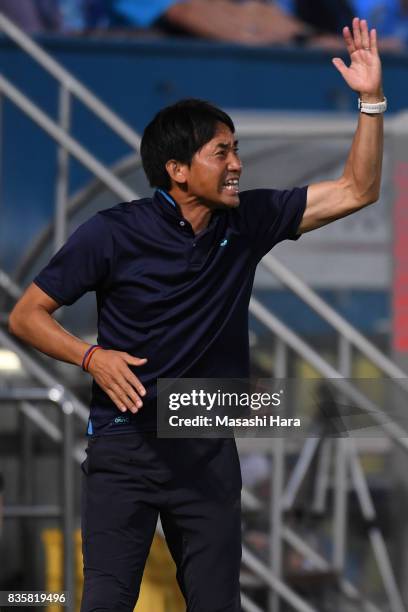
[
  {"x1": 113, "y1": 415, "x2": 130, "y2": 425},
  {"x1": 219, "y1": 238, "x2": 228, "y2": 247}
]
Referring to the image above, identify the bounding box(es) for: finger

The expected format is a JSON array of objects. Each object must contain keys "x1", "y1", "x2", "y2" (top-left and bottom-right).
[
  {"x1": 352, "y1": 16, "x2": 362, "y2": 49},
  {"x1": 119, "y1": 379, "x2": 143, "y2": 411},
  {"x1": 122, "y1": 368, "x2": 147, "y2": 397},
  {"x1": 343, "y1": 26, "x2": 355, "y2": 55},
  {"x1": 332, "y1": 57, "x2": 348, "y2": 79},
  {"x1": 123, "y1": 354, "x2": 148, "y2": 366},
  {"x1": 105, "y1": 388, "x2": 128, "y2": 413},
  {"x1": 110, "y1": 382, "x2": 141, "y2": 413},
  {"x1": 360, "y1": 19, "x2": 370, "y2": 49},
  {"x1": 370, "y1": 27, "x2": 378, "y2": 53}
]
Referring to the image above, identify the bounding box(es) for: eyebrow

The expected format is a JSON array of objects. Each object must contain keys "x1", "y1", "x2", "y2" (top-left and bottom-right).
[{"x1": 214, "y1": 140, "x2": 239, "y2": 151}]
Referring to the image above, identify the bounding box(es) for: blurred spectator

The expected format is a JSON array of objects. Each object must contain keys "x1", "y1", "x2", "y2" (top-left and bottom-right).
[
  {"x1": 161, "y1": 1, "x2": 310, "y2": 45},
  {"x1": 0, "y1": 0, "x2": 60, "y2": 33},
  {"x1": 276, "y1": 0, "x2": 353, "y2": 49},
  {"x1": 82, "y1": 0, "x2": 357, "y2": 47},
  {"x1": 0, "y1": 0, "x2": 312, "y2": 43},
  {"x1": 350, "y1": 0, "x2": 408, "y2": 50},
  {"x1": 86, "y1": 1, "x2": 181, "y2": 30},
  {"x1": 82, "y1": 0, "x2": 310, "y2": 45},
  {"x1": 6, "y1": 0, "x2": 402, "y2": 51},
  {"x1": 277, "y1": 0, "x2": 353, "y2": 35},
  {"x1": 278, "y1": 0, "x2": 408, "y2": 50},
  {"x1": 59, "y1": 0, "x2": 84, "y2": 31}
]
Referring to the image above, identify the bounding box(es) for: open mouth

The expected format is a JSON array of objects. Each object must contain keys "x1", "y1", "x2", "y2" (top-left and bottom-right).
[{"x1": 222, "y1": 178, "x2": 239, "y2": 194}]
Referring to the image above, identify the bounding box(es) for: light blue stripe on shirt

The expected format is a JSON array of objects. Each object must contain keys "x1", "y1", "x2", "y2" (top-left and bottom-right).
[
  {"x1": 158, "y1": 189, "x2": 177, "y2": 208},
  {"x1": 114, "y1": 0, "x2": 178, "y2": 28}
]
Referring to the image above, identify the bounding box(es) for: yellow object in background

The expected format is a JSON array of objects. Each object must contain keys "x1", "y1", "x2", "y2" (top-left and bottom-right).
[
  {"x1": 136, "y1": 534, "x2": 184, "y2": 612},
  {"x1": 42, "y1": 529, "x2": 61, "y2": 612},
  {"x1": 42, "y1": 528, "x2": 184, "y2": 612}
]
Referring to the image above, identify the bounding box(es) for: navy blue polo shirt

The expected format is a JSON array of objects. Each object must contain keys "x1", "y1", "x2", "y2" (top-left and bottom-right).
[{"x1": 34, "y1": 188, "x2": 307, "y2": 435}]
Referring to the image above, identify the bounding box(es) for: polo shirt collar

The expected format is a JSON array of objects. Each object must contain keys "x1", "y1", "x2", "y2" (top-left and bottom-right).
[
  {"x1": 157, "y1": 188, "x2": 177, "y2": 209},
  {"x1": 153, "y1": 189, "x2": 223, "y2": 233},
  {"x1": 154, "y1": 189, "x2": 184, "y2": 222}
]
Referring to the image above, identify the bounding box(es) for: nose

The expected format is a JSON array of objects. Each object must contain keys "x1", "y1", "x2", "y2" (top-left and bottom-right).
[{"x1": 227, "y1": 151, "x2": 242, "y2": 173}]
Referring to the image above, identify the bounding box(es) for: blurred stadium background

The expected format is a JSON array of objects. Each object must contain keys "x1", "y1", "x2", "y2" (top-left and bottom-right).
[{"x1": 1, "y1": 2, "x2": 408, "y2": 611}]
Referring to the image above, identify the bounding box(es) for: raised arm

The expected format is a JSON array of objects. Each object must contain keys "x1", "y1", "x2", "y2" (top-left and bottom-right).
[{"x1": 298, "y1": 17, "x2": 384, "y2": 234}]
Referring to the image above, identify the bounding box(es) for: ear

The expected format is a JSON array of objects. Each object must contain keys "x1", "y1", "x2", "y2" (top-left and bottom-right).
[{"x1": 165, "y1": 159, "x2": 188, "y2": 185}]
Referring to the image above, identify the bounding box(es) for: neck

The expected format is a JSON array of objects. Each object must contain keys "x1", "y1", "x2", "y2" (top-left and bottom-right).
[{"x1": 167, "y1": 187, "x2": 212, "y2": 234}]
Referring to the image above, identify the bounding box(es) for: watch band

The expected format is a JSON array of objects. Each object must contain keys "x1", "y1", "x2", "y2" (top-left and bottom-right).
[{"x1": 358, "y1": 97, "x2": 387, "y2": 114}]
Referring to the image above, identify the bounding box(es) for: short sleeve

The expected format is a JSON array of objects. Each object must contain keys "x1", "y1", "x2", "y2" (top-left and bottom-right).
[
  {"x1": 33, "y1": 214, "x2": 114, "y2": 306},
  {"x1": 238, "y1": 187, "x2": 307, "y2": 260}
]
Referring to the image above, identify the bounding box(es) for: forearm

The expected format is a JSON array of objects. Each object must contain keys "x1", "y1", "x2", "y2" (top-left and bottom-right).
[
  {"x1": 9, "y1": 306, "x2": 90, "y2": 367},
  {"x1": 9, "y1": 283, "x2": 147, "y2": 414},
  {"x1": 165, "y1": 0, "x2": 237, "y2": 39},
  {"x1": 342, "y1": 95, "x2": 384, "y2": 204},
  {"x1": 165, "y1": 0, "x2": 304, "y2": 44}
]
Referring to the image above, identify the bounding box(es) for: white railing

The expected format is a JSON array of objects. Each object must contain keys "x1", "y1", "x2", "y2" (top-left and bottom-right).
[{"x1": 0, "y1": 11, "x2": 142, "y2": 251}]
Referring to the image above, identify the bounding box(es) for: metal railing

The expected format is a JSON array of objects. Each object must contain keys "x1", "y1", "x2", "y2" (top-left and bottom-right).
[
  {"x1": 245, "y1": 303, "x2": 408, "y2": 612},
  {"x1": 0, "y1": 14, "x2": 141, "y2": 151},
  {"x1": 13, "y1": 153, "x2": 144, "y2": 283},
  {"x1": 0, "y1": 74, "x2": 139, "y2": 202},
  {"x1": 0, "y1": 11, "x2": 142, "y2": 251},
  {"x1": 0, "y1": 387, "x2": 77, "y2": 606},
  {"x1": 260, "y1": 254, "x2": 408, "y2": 384}
]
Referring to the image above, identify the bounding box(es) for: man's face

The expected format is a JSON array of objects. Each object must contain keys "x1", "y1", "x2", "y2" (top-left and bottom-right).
[{"x1": 184, "y1": 123, "x2": 242, "y2": 208}]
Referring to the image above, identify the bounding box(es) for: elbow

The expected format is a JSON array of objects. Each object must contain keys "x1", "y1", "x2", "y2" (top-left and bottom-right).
[
  {"x1": 359, "y1": 182, "x2": 382, "y2": 208},
  {"x1": 8, "y1": 308, "x2": 20, "y2": 337},
  {"x1": 349, "y1": 184, "x2": 380, "y2": 209},
  {"x1": 360, "y1": 190, "x2": 380, "y2": 207},
  {"x1": 360, "y1": 180, "x2": 381, "y2": 206},
  {"x1": 342, "y1": 175, "x2": 381, "y2": 209},
  {"x1": 8, "y1": 306, "x2": 27, "y2": 339},
  {"x1": 368, "y1": 189, "x2": 381, "y2": 205}
]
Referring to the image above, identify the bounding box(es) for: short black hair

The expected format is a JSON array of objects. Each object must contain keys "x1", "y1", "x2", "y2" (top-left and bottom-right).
[{"x1": 140, "y1": 98, "x2": 235, "y2": 191}]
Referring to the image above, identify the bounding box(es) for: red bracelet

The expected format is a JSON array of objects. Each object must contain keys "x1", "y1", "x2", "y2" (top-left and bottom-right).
[
  {"x1": 82, "y1": 345, "x2": 102, "y2": 372},
  {"x1": 81, "y1": 344, "x2": 98, "y2": 371}
]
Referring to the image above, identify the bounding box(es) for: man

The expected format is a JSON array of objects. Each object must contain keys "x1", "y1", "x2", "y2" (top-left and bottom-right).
[{"x1": 9, "y1": 18, "x2": 384, "y2": 612}]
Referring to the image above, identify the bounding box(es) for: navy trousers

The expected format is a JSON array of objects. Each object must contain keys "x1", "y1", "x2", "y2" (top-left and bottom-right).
[{"x1": 80, "y1": 433, "x2": 242, "y2": 612}]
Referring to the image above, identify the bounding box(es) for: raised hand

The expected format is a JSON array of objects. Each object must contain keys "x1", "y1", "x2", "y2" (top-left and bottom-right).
[
  {"x1": 332, "y1": 17, "x2": 383, "y2": 100},
  {"x1": 87, "y1": 349, "x2": 147, "y2": 414}
]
